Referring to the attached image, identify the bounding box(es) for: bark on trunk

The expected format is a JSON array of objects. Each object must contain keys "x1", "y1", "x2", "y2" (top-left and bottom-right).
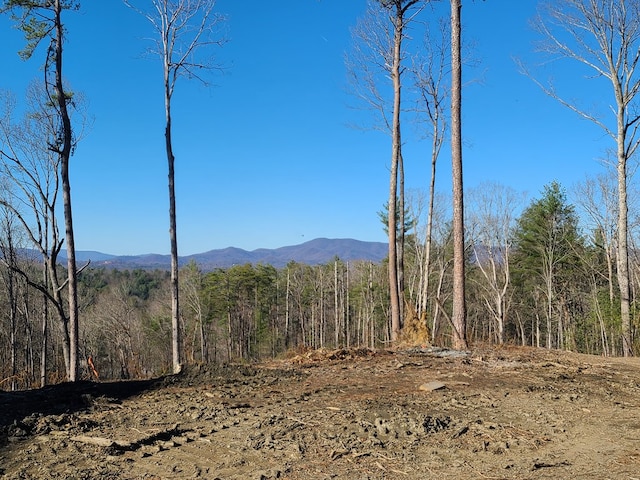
[
  {"x1": 388, "y1": 3, "x2": 404, "y2": 342},
  {"x1": 54, "y1": 0, "x2": 79, "y2": 381},
  {"x1": 167, "y1": 116, "x2": 181, "y2": 373},
  {"x1": 616, "y1": 106, "x2": 632, "y2": 357},
  {"x1": 165, "y1": 62, "x2": 182, "y2": 373},
  {"x1": 450, "y1": 0, "x2": 467, "y2": 350}
]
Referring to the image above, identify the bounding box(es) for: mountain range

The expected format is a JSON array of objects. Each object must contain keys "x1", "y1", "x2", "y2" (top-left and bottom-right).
[{"x1": 61, "y1": 238, "x2": 389, "y2": 270}]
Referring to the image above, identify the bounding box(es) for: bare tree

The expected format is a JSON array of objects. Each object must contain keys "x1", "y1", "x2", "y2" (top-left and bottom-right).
[
  {"x1": 0, "y1": 198, "x2": 20, "y2": 391},
  {"x1": 450, "y1": 0, "x2": 467, "y2": 349},
  {"x1": 411, "y1": 17, "x2": 449, "y2": 326},
  {"x1": 0, "y1": 84, "x2": 89, "y2": 382},
  {"x1": 574, "y1": 173, "x2": 619, "y2": 307},
  {"x1": 1, "y1": 0, "x2": 82, "y2": 379},
  {"x1": 526, "y1": 0, "x2": 640, "y2": 356},
  {"x1": 575, "y1": 171, "x2": 638, "y2": 355},
  {"x1": 181, "y1": 262, "x2": 208, "y2": 363},
  {"x1": 467, "y1": 183, "x2": 523, "y2": 344},
  {"x1": 347, "y1": 0, "x2": 424, "y2": 341},
  {"x1": 124, "y1": 0, "x2": 226, "y2": 373}
]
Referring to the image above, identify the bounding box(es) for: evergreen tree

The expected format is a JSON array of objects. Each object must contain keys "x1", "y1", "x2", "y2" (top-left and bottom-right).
[{"x1": 512, "y1": 181, "x2": 585, "y2": 349}]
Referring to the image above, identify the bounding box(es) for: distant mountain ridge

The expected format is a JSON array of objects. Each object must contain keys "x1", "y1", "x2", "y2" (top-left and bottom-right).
[{"x1": 62, "y1": 238, "x2": 388, "y2": 270}]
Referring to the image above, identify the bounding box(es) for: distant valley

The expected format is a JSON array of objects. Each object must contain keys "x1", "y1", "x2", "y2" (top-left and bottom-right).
[{"x1": 60, "y1": 238, "x2": 389, "y2": 270}]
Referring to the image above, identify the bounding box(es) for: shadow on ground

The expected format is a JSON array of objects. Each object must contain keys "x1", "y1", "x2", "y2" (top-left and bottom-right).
[{"x1": 0, "y1": 378, "x2": 163, "y2": 432}]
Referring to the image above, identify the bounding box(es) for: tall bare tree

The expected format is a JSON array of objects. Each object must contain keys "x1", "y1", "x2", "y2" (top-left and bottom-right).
[
  {"x1": 467, "y1": 183, "x2": 523, "y2": 344},
  {"x1": 0, "y1": 199, "x2": 20, "y2": 391},
  {"x1": 125, "y1": 0, "x2": 226, "y2": 373},
  {"x1": 1, "y1": 0, "x2": 81, "y2": 379},
  {"x1": 574, "y1": 173, "x2": 619, "y2": 308},
  {"x1": 412, "y1": 18, "x2": 449, "y2": 326},
  {"x1": 450, "y1": 0, "x2": 467, "y2": 349},
  {"x1": 0, "y1": 84, "x2": 87, "y2": 383},
  {"x1": 347, "y1": 0, "x2": 423, "y2": 341},
  {"x1": 529, "y1": 0, "x2": 640, "y2": 356},
  {"x1": 181, "y1": 261, "x2": 208, "y2": 363}
]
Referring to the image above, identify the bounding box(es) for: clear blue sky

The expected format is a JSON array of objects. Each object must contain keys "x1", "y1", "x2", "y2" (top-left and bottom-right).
[{"x1": 0, "y1": 1, "x2": 613, "y2": 255}]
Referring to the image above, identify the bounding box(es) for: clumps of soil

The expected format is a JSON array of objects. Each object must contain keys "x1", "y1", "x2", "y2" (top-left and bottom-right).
[
  {"x1": 286, "y1": 346, "x2": 379, "y2": 364},
  {"x1": 163, "y1": 362, "x2": 308, "y2": 388},
  {"x1": 1, "y1": 346, "x2": 640, "y2": 479}
]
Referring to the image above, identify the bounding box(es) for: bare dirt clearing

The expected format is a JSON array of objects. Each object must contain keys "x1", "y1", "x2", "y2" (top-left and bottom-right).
[{"x1": 1, "y1": 346, "x2": 640, "y2": 479}]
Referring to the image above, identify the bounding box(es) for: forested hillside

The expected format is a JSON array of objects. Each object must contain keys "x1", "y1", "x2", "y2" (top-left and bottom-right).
[{"x1": 1, "y1": 179, "x2": 634, "y2": 385}]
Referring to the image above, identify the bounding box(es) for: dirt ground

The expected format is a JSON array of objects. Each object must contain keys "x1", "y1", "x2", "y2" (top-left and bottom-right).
[{"x1": 1, "y1": 345, "x2": 640, "y2": 480}]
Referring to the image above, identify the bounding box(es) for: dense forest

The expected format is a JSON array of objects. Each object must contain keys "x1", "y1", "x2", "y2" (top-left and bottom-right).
[{"x1": 1, "y1": 0, "x2": 640, "y2": 390}]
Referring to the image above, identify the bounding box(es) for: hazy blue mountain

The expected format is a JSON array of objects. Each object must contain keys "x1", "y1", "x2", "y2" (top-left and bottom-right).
[
  {"x1": 63, "y1": 250, "x2": 116, "y2": 262},
  {"x1": 66, "y1": 238, "x2": 388, "y2": 270}
]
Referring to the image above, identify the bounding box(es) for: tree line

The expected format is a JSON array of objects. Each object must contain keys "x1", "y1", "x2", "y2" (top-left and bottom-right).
[{"x1": 1, "y1": 177, "x2": 638, "y2": 388}]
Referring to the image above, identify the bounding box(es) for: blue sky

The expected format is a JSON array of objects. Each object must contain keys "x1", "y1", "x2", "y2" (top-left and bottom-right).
[{"x1": 0, "y1": 1, "x2": 615, "y2": 255}]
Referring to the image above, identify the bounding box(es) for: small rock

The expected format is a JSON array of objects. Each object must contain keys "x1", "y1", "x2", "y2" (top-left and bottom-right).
[
  {"x1": 419, "y1": 381, "x2": 446, "y2": 392},
  {"x1": 172, "y1": 435, "x2": 189, "y2": 445},
  {"x1": 160, "y1": 440, "x2": 176, "y2": 449},
  {"x1": 141, "y1": 445, "x2": 161, "y2": 455}
]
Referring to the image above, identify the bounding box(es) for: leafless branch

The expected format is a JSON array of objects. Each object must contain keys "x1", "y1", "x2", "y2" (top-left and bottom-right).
[{"x1": 124, "y1": 0, "x2": 227, "y2": 95}]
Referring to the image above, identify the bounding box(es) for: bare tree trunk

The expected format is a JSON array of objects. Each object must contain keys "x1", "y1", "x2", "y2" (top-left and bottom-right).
[
  {"x1": 0, "y1": 212, "x2": 19, "y2": 390},
  {"x1": 51, "y1": 0, "x2": 79, "y2": 381},
  {"x1": 226, "y1": 289, "x2": 232, "y2": 361},
  {"x1": 165, "y1": 100, "x2": 182, "y2": 373},
  {"x1": 199, "y1": 315, "x2": 207, "y2": 363},
  {"x1": 546, "y1": 273, "x2": 553, "y2": 349},
  {"x1": 40, "y1": 288, "x2": 48, "y2": 387},
  {"x1": 285, "y1": 268, "x2": 290, "y2": 349},
  {"x1": 593, "y1": 284, "x2": 610, "y2": 356},
  {"x1": 346, "y1": 263, "x2": 350, "y2": 348},
  {"x1": 420, "y1": 132, "x2": 438, "y2": 320},
  {"x1": 23, "y1": 295, "x2": 35, "y2": 387},
  {"x1": 388, "y1": 163, "x2": 400, "y2": 341},
  {"x1": 398, "y1": 152, "x2": 405, "y2": 323},
  {"x1": 432, "y1": 261, "x2": 448, "y2": 345},
  {"x1": 333, "y1": 260, "x2": 340, "y2": 348},
  {"x1": 61, "y1": 161, "x2": 78, "y2": 380},
  {"x1": 616, "y1": 106, "x2": 632, "y2": 356},
  {"x1": 450, "y1": 0, "x2": 467, "y2": 350},
  {"x1": 40, "y1": 237, "x2": 49, "y2": 387},
  {"x1": 515, "y1": 312, "x2": 526, "y2": 347},
  {"x1": 7, "y1": 251, "x2": 18, "y2": 392},
  {"x1": 413, "y1": 22, "x2": 447, "y2": 326},
  {"x1": 388, "y1": 2, "x2": 405, "y2": 342}
]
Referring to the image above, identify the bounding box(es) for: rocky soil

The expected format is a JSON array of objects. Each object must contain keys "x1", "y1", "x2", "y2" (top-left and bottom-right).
[{"x1": 1, "y1": 345, "x2": 640, "y2": 479}]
